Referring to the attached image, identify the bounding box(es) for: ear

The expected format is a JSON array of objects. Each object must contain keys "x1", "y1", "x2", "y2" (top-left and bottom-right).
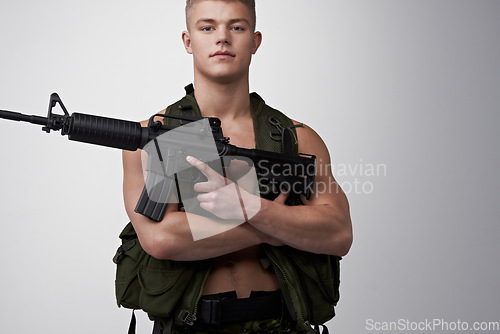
[
  {"x1": 182, "y1": 30, "x2": 193, "y2": 54},
  {"x1": 252, "y1": 31, "x2": 262, "y2": 54}
]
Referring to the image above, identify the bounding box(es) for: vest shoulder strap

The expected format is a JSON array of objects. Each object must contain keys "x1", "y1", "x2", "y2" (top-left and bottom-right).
[
  {"x1": 163, "y1": 84, "x2": 201, "y2": 127},
  {"x1": 249, "y1": 92, "x2": 299, "y2": 156}
]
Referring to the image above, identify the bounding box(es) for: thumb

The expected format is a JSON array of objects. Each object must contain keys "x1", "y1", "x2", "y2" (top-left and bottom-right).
[{"x1": 274, "y1": 191, "x2": 289, "y2": 204}]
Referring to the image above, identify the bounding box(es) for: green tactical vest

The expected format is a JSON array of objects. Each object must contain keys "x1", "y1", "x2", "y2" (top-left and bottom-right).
[{"x1": 114, "y1": 85, "x2": 341, "y2": 333}]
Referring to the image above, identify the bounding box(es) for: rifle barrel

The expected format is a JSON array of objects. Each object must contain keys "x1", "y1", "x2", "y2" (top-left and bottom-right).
[{"x1": 0, "y1": 109, "x2": 47, "y2": 126}]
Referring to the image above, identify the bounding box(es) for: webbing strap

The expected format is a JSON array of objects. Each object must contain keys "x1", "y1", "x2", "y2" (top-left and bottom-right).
[
  {"x1": 315, "y1": 324, "x2": 330, "y2": 334},
  {"x1": 127, "y1": 310, "x2": 174, "y2": 334},
  {"x1": 152, "y1": 317, "x2": 173, "y2": 334},
  {"x1": 128, "y1": 310, "x2": 136, "y2": 334},
  {"x1": 282, "y1": 127, "x2": 294, "y2": 156}
]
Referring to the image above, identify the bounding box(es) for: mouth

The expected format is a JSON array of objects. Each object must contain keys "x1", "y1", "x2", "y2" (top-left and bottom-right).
[{"x1": 211, "y1": 50, "x2": 236, "y2": 59}]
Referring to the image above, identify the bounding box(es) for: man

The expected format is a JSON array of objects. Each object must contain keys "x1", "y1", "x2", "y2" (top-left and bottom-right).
[{"x1": 122, "y1": 0, "x2": 352, "y2": 333}]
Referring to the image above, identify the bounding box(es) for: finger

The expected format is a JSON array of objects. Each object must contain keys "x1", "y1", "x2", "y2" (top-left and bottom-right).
[
  {"x1": 197, "y1": 192, "x2": 215, "y2": 203},
  {"x1": 186, "y1": 156, "x2": 223, "y2": 181},
  {"x1": 193, "y1": 181, "x2": 218, "y2": 193},
  {"x1": 274, "y1": 191, "x2": 290, "y2": 204}
]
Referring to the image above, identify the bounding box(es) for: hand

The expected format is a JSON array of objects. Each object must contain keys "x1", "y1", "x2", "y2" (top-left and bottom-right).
[{"x1": 186, "y1": 156, "x2": 261, "y2": 221}]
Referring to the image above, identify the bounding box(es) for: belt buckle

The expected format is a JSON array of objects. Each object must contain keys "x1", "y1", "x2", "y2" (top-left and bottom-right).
[
  {"x1": 199, "y1": 299, "x2": 221, "y2": 325},
  {"x1": 208, "y1": 299, "x2": 221, "y2": 324}
]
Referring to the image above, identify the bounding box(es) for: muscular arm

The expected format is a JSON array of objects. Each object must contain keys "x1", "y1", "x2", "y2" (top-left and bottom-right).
[
  {"x1": 247, "y1": 124, "x2": 352, "y2": 256},
  {"x1": 123, "y1": 147, "x2": 277, "y2": 261},
  {"x1": 189, "y1": 123, "x2": 352, "y2": 256}
]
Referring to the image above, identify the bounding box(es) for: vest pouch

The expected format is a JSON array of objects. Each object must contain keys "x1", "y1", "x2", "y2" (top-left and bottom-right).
[
  {"x1": 137, "y1": 256, "x2": 198, "y2": 318},
  {"x1": 287, "y1": 249, "x2": 341, "y2": 324},
  {"x1": 115, "y1": 223, "x2": 201, "y2": 318},
  {"x1": 115, "y1": 222, "x2": 149, "y2": 309}
]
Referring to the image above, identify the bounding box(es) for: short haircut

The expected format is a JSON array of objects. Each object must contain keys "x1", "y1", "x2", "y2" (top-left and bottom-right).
[{"x1": 185, "y1": 0, "x2": 256, "y2": 31}]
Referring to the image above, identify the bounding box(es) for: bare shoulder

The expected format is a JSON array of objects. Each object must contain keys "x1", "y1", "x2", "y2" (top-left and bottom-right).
[
  {"x1": 290, "y1": 122, "x2": 348, "y2": 210},
  {"x1": 292, "y1": 119, "x2": 330, "y2": 163}
]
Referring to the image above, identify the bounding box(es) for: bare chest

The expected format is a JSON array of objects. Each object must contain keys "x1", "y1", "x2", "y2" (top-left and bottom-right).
[{"x1": 219, "y1": 118, "x2": 256, "y2": 150}]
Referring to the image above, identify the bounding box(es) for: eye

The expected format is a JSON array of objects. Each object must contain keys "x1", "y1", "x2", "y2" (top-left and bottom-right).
[
  {"x1": 201, "y1": 26, "x2": 213, "y2": 32},
  {"x1": 231, "y1": 26, "x2": 245, "y2": 32}
]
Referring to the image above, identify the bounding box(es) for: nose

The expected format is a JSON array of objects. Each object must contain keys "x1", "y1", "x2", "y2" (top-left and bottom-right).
[{"x1": 216, "y1": 28, "x2": 231, "y2": 45}]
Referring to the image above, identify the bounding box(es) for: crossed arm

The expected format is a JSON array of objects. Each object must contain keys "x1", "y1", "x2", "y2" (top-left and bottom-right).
[{"x1": 122, "y1": 123, "x2": 352, "y2": 261}]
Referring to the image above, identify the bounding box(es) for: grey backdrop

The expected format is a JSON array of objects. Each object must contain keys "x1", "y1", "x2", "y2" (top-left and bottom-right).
[{"x1": 0, "y1": 1, "x2": 499, "y2": 333}]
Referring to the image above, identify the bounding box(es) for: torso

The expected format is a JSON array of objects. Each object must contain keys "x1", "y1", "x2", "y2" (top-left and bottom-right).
[
  {"x1": 201, "y1": 113, "x2": 279, "y2": 298},
  {"x1": 202, "y1": 245, "x2": 279, "y2": 298}
]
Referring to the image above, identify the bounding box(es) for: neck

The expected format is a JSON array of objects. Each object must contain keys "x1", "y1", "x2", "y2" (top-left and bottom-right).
[{"x1": 192, "y1": 74, "x2": 251, "y2": 120}]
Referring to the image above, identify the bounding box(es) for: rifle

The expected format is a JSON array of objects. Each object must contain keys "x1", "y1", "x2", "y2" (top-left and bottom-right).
[{"x1": 0, "y1": 93, "x2": 316, "y2": 221}]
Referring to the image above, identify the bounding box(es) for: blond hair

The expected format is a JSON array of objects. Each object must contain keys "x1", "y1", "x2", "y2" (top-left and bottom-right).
[{"x1": 185, "y1": 0, "x2": 256, "y2": 31}]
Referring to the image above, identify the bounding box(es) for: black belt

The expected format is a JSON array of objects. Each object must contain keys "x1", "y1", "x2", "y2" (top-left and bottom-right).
[{"x1": 197, "y1": 290, "x2": 283, "y2": 325}]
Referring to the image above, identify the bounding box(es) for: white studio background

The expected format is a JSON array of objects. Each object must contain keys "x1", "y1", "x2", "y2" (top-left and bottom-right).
[{"x1": 0, "y1": 1, "x2": 499, "y2": 333}]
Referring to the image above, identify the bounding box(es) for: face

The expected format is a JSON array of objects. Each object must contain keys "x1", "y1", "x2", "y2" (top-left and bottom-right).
[{"x1": 182, "y1": 0, "x2": 262, "y2": 84}]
